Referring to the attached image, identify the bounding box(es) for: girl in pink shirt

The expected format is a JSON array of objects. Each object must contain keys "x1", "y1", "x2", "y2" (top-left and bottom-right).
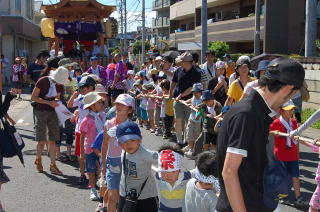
[{"x1": 100, "y1": 94, "x2": 135, "y2": 212}]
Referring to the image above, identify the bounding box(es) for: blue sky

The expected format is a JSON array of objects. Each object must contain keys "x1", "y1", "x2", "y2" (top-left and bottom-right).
[{"x1": 42, "y1": 0, "x2": 155, "y2": 32}]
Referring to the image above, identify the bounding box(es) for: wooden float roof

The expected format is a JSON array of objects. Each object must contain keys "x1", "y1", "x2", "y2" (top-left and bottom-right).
[{"x1": 41, "y1": 0, "x2": 116, "y2": 22}]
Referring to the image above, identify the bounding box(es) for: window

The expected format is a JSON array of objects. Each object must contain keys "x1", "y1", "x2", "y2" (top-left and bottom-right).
[
  {"x1": 15, "y1": 0, "x2": 21, "y2": 12},
  {"x1": 26, "y1": 0, "x2": 33, "y2": 19}
]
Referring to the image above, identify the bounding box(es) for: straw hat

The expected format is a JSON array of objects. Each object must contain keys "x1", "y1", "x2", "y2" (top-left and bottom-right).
[
  {"x1": 83, "y1": 92, "x2": 103, "y2": 109},
  {"x1": 50, "y1": 66, "x2": 70, "y2": 85}
]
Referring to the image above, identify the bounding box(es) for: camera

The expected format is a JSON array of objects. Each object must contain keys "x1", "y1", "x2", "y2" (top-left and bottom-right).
[{"x1": 126, "y1": 188, "x2": 138, "y2": 200}]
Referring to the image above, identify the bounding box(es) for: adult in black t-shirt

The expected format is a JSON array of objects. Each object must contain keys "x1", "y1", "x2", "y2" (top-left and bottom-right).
[
  {"x1": 169, "y1": 52, "x2": 201, "y2": 144},
  {"x1": 216, "y1": 58, "x2": 305, "y2": 212},
  {"x1": 27, "y1": 50, "x2": 50, "y2": 87}
]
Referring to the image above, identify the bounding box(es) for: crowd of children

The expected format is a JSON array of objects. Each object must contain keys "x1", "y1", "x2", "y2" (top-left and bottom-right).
[{"x1": 5, "y1": 49, "x2": 318, "y2": 212}]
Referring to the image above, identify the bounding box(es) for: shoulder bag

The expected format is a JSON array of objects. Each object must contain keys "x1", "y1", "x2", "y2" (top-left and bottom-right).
[{"x1": 122, "y1": 152, "x2": 149, "y2": 212}]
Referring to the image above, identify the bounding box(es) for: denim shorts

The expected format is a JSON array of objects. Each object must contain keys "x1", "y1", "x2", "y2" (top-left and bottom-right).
[
  {"x1": 85, "y1": 152, "x2": 99, "y2": 173},
  {"x1": 283, "y1": 160, "x2": 300, "y2": 177},
  {"x1": 106, "y1": 156, "x2": 122, "y2": 190}
]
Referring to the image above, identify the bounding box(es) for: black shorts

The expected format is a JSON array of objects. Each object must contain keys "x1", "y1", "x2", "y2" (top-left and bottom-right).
[
  {"x1": 13, "y1": 81, "x2": 23, "y2": 89},
  {"x1": 203, "y1": 132, "x2": 217, "y2": 145},
  {"x1": 118, "y1": 196, "x2": 158, "y2": 212}
]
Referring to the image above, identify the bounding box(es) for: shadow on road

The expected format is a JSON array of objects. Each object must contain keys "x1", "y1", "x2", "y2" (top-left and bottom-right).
[{"x1": 42, "y1": 171, "x2": 89, "y2": 190}]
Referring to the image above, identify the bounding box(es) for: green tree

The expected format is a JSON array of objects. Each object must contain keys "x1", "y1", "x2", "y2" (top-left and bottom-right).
[
  {"x1": 208, "y1": 41, "x2": 230, "y2": 59},
  {"x1": 132, "y1": 40, "x2": 151, "y2": 55}
]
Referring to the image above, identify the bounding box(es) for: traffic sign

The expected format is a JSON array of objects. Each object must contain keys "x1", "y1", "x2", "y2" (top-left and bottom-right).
[{"x1": 148, "y1": 50, "x2": 153, "y2": 55}]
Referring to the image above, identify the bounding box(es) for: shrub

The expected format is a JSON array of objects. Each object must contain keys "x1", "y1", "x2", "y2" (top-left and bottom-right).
[
  {"x1": 132, "y1": 40, "x2": 151, "y2": 55},
  {"x1": 302, "y1": 109, "x2": 320, "y2": 129},
  {"x1": 208, "y1": 41, "x2": 230, "y2": 59}
]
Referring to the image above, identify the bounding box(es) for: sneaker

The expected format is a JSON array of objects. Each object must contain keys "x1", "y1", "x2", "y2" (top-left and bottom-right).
[
  {"x1": 90, "y1": 189, "x2": 99, "y2": 201},
  {"x1": 146, "y1": 126, "x2": 150, "y2": 130},
  {"x1": 150, "y1": 129, "x2": 156, "y2": 133},
  {"x1": 49, "y1": 163, "x2": 63, "y2": 175},
  {"x1": 95, "y1": 203, "x2": 104, "y2": 212},
  {"x1": 79, "y1": 175, "x2": 87, "y2": 185},
  {"x1": 155, "y1": 129, "x2": 163, "y2": 136},
  {"x1": 34, "y1": 158, "x2": 43, "y2": 172},
  {"x1": 185, "y1": 150, "x2": 195, "y2": 159},
  {"x1": 182, "y1": 146, "x2": 190, "y2": 153},
  {"x1": 294, "y1": 196, "x2": 308, "y2": 208},
  {"x1": 279, "y1": 197, "x2": 291, "y2": 205}
]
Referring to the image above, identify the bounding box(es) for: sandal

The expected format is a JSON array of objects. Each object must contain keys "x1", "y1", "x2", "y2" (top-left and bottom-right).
[{"x1": 294, "y1": 196, "x2": 308, "y2": 208}]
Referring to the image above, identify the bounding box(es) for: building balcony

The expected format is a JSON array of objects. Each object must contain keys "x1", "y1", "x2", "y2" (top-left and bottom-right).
[
  {"x1": 195, "y1": 15, "x2": 265, "y2": 42},
  {"x1": 170, "y1": 16, "x2": 265, "y2": 49},
  {"x1": 170, "y1": 0, "x2": 195, "y2": 20}
]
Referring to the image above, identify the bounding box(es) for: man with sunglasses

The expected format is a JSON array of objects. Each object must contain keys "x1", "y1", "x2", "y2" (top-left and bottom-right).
[{"x1": 216, "y1": 58, "x2": 305, "y2": 212}]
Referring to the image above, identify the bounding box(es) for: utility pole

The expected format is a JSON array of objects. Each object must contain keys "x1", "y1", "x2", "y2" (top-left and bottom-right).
[
  {"x1": 142, "y1": 0, "x2": 146, "y2": 63},
  {"x1": 305, "y1": 0, "x2": 317, "y2": 57},
  {"x1": 120, "y1": 0, "x2": 124, "y2": 51},
  {"x1": 124, "y1": 0, "x2": 127, "y2": 51},
  {"x1": 201, "y1": 0, "x2": 208, "y2": 64},
  {"x1": 254, "y1": 0, "x2": 261, "y2": 56}
]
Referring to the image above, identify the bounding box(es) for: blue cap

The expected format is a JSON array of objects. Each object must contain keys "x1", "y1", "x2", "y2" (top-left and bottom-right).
[
  {"x1": 201, "y1": 90, "x2": 215, "y2": 101},
  {"x1": 116, "y1": 121, "x2": 142, "y2": 144},
  {"x1": 192, "y1": 83, "x2": 203, "y2": 92},
  {"x1": 90, "y1": 56, "x2": 99, "y2": 61},
  {"x1": 255, "y1": 60, "x2": 270, "y2": 78},
  {"x1": 221, "y1": 106, "x2": 230, "y2": 114}
]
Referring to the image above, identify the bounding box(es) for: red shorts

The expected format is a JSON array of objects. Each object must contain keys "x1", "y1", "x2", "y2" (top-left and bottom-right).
[{"x1": 75, "y1": 132, "x2": 81, "y2": 156}]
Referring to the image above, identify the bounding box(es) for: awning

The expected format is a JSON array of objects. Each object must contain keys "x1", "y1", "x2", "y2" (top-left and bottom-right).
[
  {"x1": 0, "y1": 15, "x2": 42, "y2": 41},
  {"x1": 178, "y1": 41, "x2": 202, "y2": 51}
]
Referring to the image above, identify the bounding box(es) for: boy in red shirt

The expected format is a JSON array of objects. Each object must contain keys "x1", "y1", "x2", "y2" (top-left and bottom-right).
[{"x1": 270, "y1": 100, "x2": 307, "y2": 208}]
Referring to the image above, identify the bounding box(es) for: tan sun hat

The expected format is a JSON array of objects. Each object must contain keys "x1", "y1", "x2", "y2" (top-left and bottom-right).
[
  {"x1": 83, "y1": 92, "x2": 103, "y2": 109},
  {"x1": 50, "y1": 66, "x2": 70, "y2": 85}
]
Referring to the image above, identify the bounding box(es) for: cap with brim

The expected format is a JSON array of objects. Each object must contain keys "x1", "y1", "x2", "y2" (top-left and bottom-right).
[
  {"x1": 83, "y1": 92, "x2": 103, "y2": 109},
  {"x1": 192, "y1": 83, "x2": 203, "y2": 92},
  {"x1": 114, "y1": 94, "x2": 135, "y2": 108},
  {"x1": 201, "y1": 90, "x2": 215, "y2": 101},
  {"x1": 58, "y1": 58, "x2": 73, "y2": 68},
  {"x1": 223, "y1": 54, "x2": 231, "y2": 58},
  {"x1": 155, "y1": 56, "x2": 163, "y2": 61},
  {"x1": 116, "y1": 121, "x2": 142, "y2": 144},
  {"x1": 282, "y1": 99, "x2": 296, "y2": 111},
  {"x1": 255, "y1": 60, "x2": 270, "y2": 77},
  {"x1": 265, "y1": 57, "x2": 305, "y2": 88},
  {"x1": 118, "y1": 134, "x2": 142, "y2": 144},
  {"x1": 78, "y1": 76, "x2": 96, "y2": 88},
  {"x1": 142, "y1": 84, "x2": 149, "y2": 90}
]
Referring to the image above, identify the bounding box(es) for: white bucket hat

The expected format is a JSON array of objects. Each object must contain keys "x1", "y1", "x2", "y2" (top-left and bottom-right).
[
  {"x1": 83, "y1": 92, "x2": 103, "y2": 109},
  {"x1": 50, "y1": 66, "x2": 70, "y2": 85}
]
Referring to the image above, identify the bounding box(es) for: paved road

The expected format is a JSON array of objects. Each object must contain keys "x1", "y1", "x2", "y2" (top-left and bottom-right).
[{"x1": 0, "y1": 93, "x2": 317, "y2": 211}]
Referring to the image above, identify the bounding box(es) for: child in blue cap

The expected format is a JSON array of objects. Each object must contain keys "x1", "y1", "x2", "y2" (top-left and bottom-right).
[{"x1": 116, "y1": 121, "x2": 159, "y2": 212}]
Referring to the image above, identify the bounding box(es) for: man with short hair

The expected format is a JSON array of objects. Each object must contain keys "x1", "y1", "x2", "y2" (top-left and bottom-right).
[
  {"x1": 216, "y1": 58, "x2": 305, "y2": 212},
  {"x1": 87, "y1": 56, "x2": 108, "y2": 88},
  {"x1": 27, "y1": 50, "x2": 50, "y2": 88},
  {"x1": 199, "y1": 50, "x2": 216, "y2": 89},
  {"x1": 169, "y1": 52, "x2": 201, "y2": 145}
]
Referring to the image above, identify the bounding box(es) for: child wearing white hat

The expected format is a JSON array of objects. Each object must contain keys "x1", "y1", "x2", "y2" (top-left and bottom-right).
[{"x1": 79, "y1": 92, "x2": 106, "y2": 201}]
